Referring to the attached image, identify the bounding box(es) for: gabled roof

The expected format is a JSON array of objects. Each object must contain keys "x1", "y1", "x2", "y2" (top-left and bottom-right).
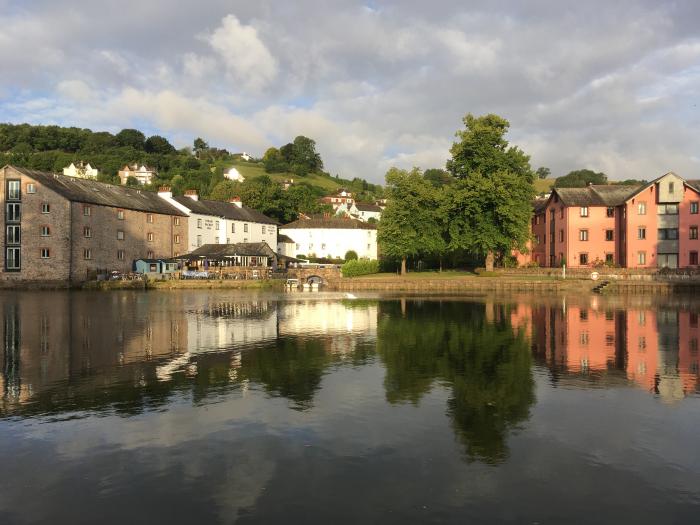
[
  {"x1": 172, "y1": 196, "x2": 279, "y2": 225},
  {"x1": 281, "y1": 217, "x2": 377, "y2": 230},
  {"x1": 277, "y1": 234, "x2": 295, "y2": 243},
  {"x1": 5, "y1": 166, "x2": 186, "y2": 216},
  {"x1": 181, "y1": 242, "x2": 276, "y2": 260},
  {"x1": 354, "y1": 202, "x2": 383, "y2": 212},
  {"x1": 552, "y1": 185, "x2": 641, "y2": 207}
]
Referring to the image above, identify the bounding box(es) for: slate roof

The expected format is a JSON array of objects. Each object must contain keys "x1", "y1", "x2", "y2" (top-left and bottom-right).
[
  {"x1": 354, "y1": 202, "x2": 383, "y2": 212},
  {"x1": 281, "y1": 217, "x2": 377, "y2": 230},
  {"x1": 180, "y1": 242, "x2": 276, "y2": 260},
  {"x1": 6, "y1": 165, "x2": 186, "y2": 216},
  {"x1": 686, "y1": 180, "x2": 700, "y2": 192},
  {"x1": 552, "y1": 185, "x2": 641, "y2": 207},
  {"x1": 172, "y1": 196, "x2": 278, "y2": 225},
  {"x1": 533, "y1": 197, "x2": 549, "y2": 214},
  {"x1": 277, "y1": 234, "x2": 295, "y2": 243}
]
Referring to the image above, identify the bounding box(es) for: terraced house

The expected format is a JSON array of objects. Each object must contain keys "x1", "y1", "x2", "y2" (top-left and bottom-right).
[
  {"x1": 1, "y1": 165, "x2": 187, "y2": 284},
  {"x1": 529, "y1": 172, "x2": 700, "y2": 269}
]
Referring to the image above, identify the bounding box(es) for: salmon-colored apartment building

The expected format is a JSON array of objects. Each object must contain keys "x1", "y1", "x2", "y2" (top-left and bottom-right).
[{"x1": 528, "y1": 172, "x2": 700, "y2": 269}]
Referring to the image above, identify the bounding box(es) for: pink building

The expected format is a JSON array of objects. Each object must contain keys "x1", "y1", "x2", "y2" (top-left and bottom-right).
[{"x1": 527, "y1": 173, "x2": 700, "y2": 269}]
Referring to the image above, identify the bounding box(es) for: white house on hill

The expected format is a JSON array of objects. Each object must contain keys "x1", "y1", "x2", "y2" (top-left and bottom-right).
[
  {"x1": 224, "y1": 167, "x2": 245, "y2": 182},
  {"x1": 339, "y1": 202, "x2": 382, "y2": 222},
  {"x1": 280, "y1": 216, "x2": 377, "y2": 260},
  {"x1": 118, "y1": 164, "x2": 157, "y2": 185},
  {"x1": 63, "y1": 162, "x2": 99, "y2": 179}
]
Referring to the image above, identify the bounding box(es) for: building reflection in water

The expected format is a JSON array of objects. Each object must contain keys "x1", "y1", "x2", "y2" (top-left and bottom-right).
[{"x1": 522, "y1": 299, "x2": 700, "y2": 400}]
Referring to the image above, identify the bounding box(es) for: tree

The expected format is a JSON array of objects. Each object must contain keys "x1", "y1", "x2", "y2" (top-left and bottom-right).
[
  {"x1": 125, "y1": 176, "x2": 140, "y2": 187},
  {"x1": 193, "y1": 137, "x2": 208, "y2": 159},
  {"x1": 554, "y1": 169, "x2": 607, "y2": 188},
  {"x1": 423, "y1": 168, "x2": 452, "y2": 187},
  {"x1": 81, "y1": 131, "x2": 118, "y2": 154},
  {"x1": 535, "y1": 166, "x2": 550, "y2": 180},
  {"x1": 377, "y1": 167, "x2": 446, "y2": 275},
  {"x1": 445, "y1": 114, "x2": 534, "y2": 271},
  {"x1": 344, "y1": 250, "x2": 358, "y2": 261},
  {"x1": 145, "y1": 135, "x2": 176, "y2": 154},
  {"x1": 262, "y1": 147, "x2": 288, "y2": 173},
  {"x1": 209, "y1": 180, "x2": 241, "y2": 201},
  {"x1": 116, "y1": 129, "x2": 146, "y2": 150},
  {"x1": 291, "y1": 135, "x2": 323, "y2": 175}
]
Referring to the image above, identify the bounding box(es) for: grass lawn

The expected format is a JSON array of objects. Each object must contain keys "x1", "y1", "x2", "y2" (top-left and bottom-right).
[{"x1": 228, "y1": 160, "x2": 346, "y2": 192}]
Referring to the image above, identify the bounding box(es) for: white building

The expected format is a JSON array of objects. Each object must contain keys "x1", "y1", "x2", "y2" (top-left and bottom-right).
[
  {"x1": 277, "y1": 234, "x2": 296, "y2": 257},
  {"x1": 157, "y1": 188, "x2": 278, "y2": 252},
  {"x1": 280, "y1": 216, "x2": 377, "y2": 260},
  {"x1": 320, "y1": 189, "x2": 354, "y2": 211},
  {"x1": 339, "y1": 202, "x2": 383, "y2": 222},
  {"x1": 240, "y1": 152, "x2": 251, "y2": 161},
  {"x1": 224, "y1": 167, "x2": 245, "y2": 183},
  {"x1": 118, "y1": 163, "x2": 157, "y2": 185},
  {"x1": 63, "y1": 162, "x2": 99, "y2": 179}
]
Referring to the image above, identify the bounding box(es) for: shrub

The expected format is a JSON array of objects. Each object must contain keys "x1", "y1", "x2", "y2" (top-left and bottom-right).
[
  {"x1": 341, "y1": 259, "x2": 379, "y2": 277},
  {"x1": 344, "y1": 250, "x2": 358, "y2": 261}
]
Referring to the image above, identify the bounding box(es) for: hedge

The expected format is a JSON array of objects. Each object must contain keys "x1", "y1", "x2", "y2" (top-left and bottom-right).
[{"x1": 341, "y1": 259, "x2": 379, "y2": 277}]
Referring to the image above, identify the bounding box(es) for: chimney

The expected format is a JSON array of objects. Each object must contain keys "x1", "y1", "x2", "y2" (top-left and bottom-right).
[
  {"x1": 158, "y1": 186, "x2": 172, "y2": 199},
  {"x1": 184, "y1": 189, "x2": 199, "y2": 201},
  {"x1": 229, "y1": 196, "x2": 242, "y2": 208}
]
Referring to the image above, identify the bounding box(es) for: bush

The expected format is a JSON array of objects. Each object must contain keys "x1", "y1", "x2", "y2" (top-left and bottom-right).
[
  {"x1": 344, "y1": 250, "x2": 358, "y2": 261},
  {"x1": 341, "y1": 259, "x2": 379, "y2": 277}
]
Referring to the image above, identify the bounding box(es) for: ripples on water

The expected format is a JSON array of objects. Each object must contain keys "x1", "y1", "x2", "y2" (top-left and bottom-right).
[{"x1": 0, "y1": 291, "x2": 699, "y2": 524}]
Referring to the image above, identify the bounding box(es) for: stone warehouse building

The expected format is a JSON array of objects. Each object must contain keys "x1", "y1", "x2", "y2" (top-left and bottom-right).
[{"x1": 1, "y1": 165, "x2": 187, "y2": 284}]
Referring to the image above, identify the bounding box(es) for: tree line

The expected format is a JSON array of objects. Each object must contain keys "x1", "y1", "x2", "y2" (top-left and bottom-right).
[{"x1": 378, "y1": 114, "x2": 534, "y2": 274}]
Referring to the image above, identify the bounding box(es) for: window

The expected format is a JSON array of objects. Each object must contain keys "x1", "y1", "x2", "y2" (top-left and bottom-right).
[
  {"x1": 658, "y1": 204, "x2": 678, "y2": 215},
  {"x1": 6, "y1": 247, "x2": 20, "y2": 270},
  {"x1": 691, "y1": 202, "x2": 699, "y2": 214},
  {"x1": 244, "y1": 223, "x2": 249, "y2": 233},
  {"x1": 196, "y1": 235, "x2": 202, "y2": 247},
  {"x1": 560, "y1": 208, "x2": 564, "y2": 219},
  {"x1": 579, "y1": 253, "x2": 588, "y2": 265},
  {"x1": 117, "y1": 230, "x2": 124, "y2": 240},
  {"x1": 321, "y1": 243, "x2": 326, "y2": 250},
  {"x1": 559, "y1": 230, "x2": 564, "y2": 242},
  {"x1": 580, "y1": 309, "x2": 588, "y2": 321},
  {"x1": 244, "y1": 238, "x2": 248, "y2": 243},
  {"x1": 638, "y1": 251, "x2": 646, "y2": 265},
  {"x1": 147, "y1": 214, "x2": 154, "y2": 223},
  {"x1": 669, "y1": 182, "x2": 675, "y2": 193},
  {"x1": 147, "y1": 232, "x2": 154, "y2": 242},
  {"x1": 606, "y1": 253, "x2": 614, "y2": 264},
  {"x1": 83, "y1": 226, "x2": 92, "y2": 238},
  {"x1": 6, "y1": 225, "x2": 20, "y2": 244},
  {"x1": 231, "y1": 223, "x2": 236, "y2": 233},
  {"x1": 6, "y1": 203, "x2": 21, "y2": 222},
  {"x1": 26, "y1": 183, "x2": 36, "y2": 194},
  {"x1": 83, "y1": 205, "x2": 91, "y2": 216},
  {"x1": 7, "y1": 180, "x2": 20, "y2": 200},
  {"x1": 605, "y1": 229, "x2": 614, "y2": 241},
  {"x1": 691, "y1": 251, "x2": 699, "y2": 266},
  {"x1": 117, "y1": 209, "x2": 125, "y2": 220},
  {"x1": 215, "y1": 221, "x2": 220, "y2": 229},
  {"x1": 638, "y1": 202, "x2": 646, "y2": 215},
  {"x1": 262, "y1": 225, "x2": 266, "y2": 234},
  {"x1": 658, "y1": 228, "x2": 678, "y2": 240},
  {"x1": 174, "y1": 216, "x2": 180, "y2": 226},
  {"x1": 690, "y1": 226, "x2": 698, "y2": 240},
  {"x1": 42, "y1": 203, "x2": 50, "y2": 214},
  {"x1": 580, "y1": 207, "x2": 589, "y2": 217},
  {"x1": 117, "y1": 250, "x2": 125, "y2": 260},
  {"x1": 638, "y1": 227, "x2": 646, "y2": 240},
  {"x1": 197, "y1": 219, "x2": 202, "y2": 229},
  {"x1": 174, "y1": 234, "x2": 180, "y2": 244},
  {"x1": 40, "y1": 248, "x2": 50, "y2": 259},
  {"x1": 41, "y1": 226, "x2": 50, "y2": 237},
  {"x1": 579, "y1": 229, "x2": 589, "y2": 241},
  {"x1": 147, "y1": 251, "x2": 153, "y2": 259},
  {"x1": 83, "y1": 248, "x2": 92, "y2": 260},
  {"x1": 606, "y1": 207, "x2": 615, "y2": 217}
]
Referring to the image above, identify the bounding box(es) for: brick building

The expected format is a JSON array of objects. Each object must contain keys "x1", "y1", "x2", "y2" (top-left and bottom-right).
[
  {"x1": 526, "y1": 173, "x2": 700, "y2": 269},
  {"x1": 1, "y1": 165, "x2": 187, "y2": 284}
]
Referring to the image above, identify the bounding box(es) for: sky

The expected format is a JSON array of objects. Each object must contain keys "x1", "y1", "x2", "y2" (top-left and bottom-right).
[{"x1": 1, "y1": 0, "x2": 700, "y2": 183}]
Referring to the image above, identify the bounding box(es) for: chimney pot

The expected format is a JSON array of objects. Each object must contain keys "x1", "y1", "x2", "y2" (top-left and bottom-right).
[
  {"x1": 229, "y1": 196, "x2": 242, "y2": 208},
  {"x1": 184, "y1": 189, "x2": 199, "y2": 201}
]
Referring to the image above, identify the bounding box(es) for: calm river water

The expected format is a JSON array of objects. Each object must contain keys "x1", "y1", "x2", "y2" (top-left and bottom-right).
[{"x1": 1, "y1": 290, "x2": 699, "y2": 524}]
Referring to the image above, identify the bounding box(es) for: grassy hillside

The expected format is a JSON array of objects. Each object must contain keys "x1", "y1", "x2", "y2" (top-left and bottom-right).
[{"x1": 225, "y1": 159, "x2": 347, "y2": 192}]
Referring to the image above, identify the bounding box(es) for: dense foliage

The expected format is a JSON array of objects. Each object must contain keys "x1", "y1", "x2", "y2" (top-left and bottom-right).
[
  {"x1": 554, "y1": 168, "x2": 608, "y2": 187},
  {"x1": 341, "y1": 259, "x2": 380, "y2": 277}
]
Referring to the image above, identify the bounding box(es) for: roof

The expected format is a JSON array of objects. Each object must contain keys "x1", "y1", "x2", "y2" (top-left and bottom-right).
[
  {"x1": 281, "y1": 217, "x2": 377, "y2": 230},
  {"x1": 532, "y1": 197, "x2": 549, "y2": 214},
  {"x1": 172, "y1": 196, "x2": 279, "y2": 225},
  {"x1": 5, "y1": 166, "x2": 186, "y2": 216},
  {"x1": 552, "y1": 185, "x2": 641, "y2": 207},
  {"x1": 354, "y1": 202, "x2": 383, "y2": 212},
  {"x1": 181, "y1": 242, "x2": 276, "y2": 260},
  {"x1": 277, "y1": 234, "x2": 295, "y2": 243},
  {"x1": 686, "y1": 180, "x2": 700, "y2": 192}
]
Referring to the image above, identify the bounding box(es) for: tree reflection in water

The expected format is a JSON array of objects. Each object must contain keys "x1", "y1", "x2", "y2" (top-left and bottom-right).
[{"x1": 377, "y1": 300, "x2": 535, "y2": 464}]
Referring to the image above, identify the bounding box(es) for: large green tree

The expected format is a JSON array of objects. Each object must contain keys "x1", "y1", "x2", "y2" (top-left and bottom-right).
[
  {"x1": 116, "y1": 129, "x2": 146, "y2": 150},
  {"x1": 445, "y1": 114, "x2": 534, "y2": 271},
  {"x1": 377, "y1": 167, "x2": 446, "y2": 275},
  {"x1": 554, "y1": 168, "x2": 607, "y2": 188}
]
